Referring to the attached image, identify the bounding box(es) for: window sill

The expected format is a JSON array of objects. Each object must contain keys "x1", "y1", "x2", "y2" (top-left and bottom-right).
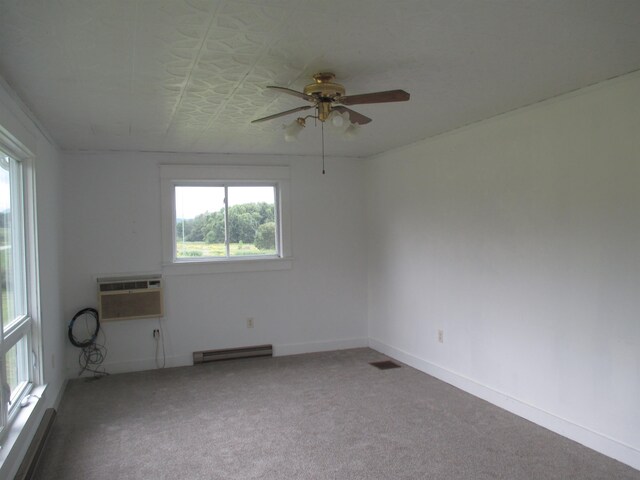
[
  {"x1": 162, "y1": 257, "x2": 293, "y2": 276},
  {"x1": 0, "y1": 385, "x2": 47, "y2": 479}
]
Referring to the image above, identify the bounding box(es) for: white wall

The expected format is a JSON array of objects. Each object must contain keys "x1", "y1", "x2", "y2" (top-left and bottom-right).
[
  {"x1": 0, "y1": 79, "x2": 65, "y2": 478},
  {"x1": 365, "y1": 71, "x2": 640, "y2": 469},
  {"x1": 62, "y1": 151, "x2": 368, "y2": 373}
]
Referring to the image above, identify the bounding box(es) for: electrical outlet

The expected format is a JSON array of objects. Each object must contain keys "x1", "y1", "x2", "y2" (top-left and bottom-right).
[
  {"x1": 438, "y1": 329, "x2": 444, "y2": 343},
  {"x1": 153, "y1": 329, "x2": 160, "y2": 338},
  {"x1": 247, "y1": 317, "x2": 254, "y2": 329}
]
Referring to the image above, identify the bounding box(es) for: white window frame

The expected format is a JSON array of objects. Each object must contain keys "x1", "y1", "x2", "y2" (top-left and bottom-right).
[
  {"x1": 0, "y1": 137, "x2": 40, "y2": 442},
  {"x1": 161, "y1": 165, "x2": 292, "y2": 275}
]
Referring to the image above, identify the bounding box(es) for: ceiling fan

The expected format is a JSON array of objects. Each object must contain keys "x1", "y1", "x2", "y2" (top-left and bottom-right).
[{"x1": 251, "y1": 72, "x2": 410, "y2": 130}]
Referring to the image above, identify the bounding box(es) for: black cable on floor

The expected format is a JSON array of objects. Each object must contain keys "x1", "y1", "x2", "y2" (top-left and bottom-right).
[{"x1": 69, "y1": 307, "x2": 109, "y2": 377}]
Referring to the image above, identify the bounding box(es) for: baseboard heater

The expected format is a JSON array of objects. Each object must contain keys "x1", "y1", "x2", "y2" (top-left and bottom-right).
[
  {"x1": 14, "y1": 408, "x2": 57, "y2": 480},
  {"x1": 193, "y1": 344, "x2": 273, "y2": 364}
]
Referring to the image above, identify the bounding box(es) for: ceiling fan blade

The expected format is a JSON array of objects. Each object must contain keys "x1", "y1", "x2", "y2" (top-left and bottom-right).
[
  {"x1": 266, "y1": 86, "x2": 316, "y2": 102},
  {"x1": 251, "y1": 105, "x2": 313, "y2": 123},
  {"x1": 332, "y1": 106, "x2": 372, "y2": 125},
  {"x1": 338, "y1": 89, "x2": 410, "y2": 106}
]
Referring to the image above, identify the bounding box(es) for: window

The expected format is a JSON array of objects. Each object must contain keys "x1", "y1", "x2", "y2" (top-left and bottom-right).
[
  {"x1": 175, "y1": 185, "x2": 278, "y2": 259},
  {"x1": 161, "y1": 165, "x2": 291, "y2": 274},
  {"x1": 0, "y1": 151, "x2": 36, "y2": 437}
]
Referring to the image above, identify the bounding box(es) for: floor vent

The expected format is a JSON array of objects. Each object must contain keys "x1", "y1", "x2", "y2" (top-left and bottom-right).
[
  {"x1": 15, "y1": 407, "x2": 57, "y2": 480},
  {"x1": 370, "y1": 360, "x2": 401, "y2": 370},
  {"x1": 193, "y1": 344, "x2": 273, "y2": 364}
]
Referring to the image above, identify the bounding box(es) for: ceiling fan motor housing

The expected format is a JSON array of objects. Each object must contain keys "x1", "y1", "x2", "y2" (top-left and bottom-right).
[
  {"x1": 303, "y1": 72, "x2": 345, "y2": 100},
  {"x1": 303, "y1": 73, "x2": 345, "y2": 121}
]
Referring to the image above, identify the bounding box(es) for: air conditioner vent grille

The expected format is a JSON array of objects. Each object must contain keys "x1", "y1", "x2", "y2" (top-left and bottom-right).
[
  {"x1": 99, "y1": 280, "x2": 150, "y2": 292},
  {"x1": 97, "y1": 276, "x2": 163, "y2": 321}
]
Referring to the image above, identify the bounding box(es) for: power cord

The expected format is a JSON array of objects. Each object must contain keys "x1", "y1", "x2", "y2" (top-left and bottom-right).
[
  {"x1": 154, "y1": 321, "x2": 166, "y2": 369},
  {"x1": 78, "y1": 327, "x2": 109, "y2": 377}
]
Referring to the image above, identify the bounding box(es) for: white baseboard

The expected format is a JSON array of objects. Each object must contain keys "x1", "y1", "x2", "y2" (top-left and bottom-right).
[
  {"x1": 51, "y1": 378, "x2": 68, "y2": 410},
  {"x1": 274, "y1": 337, "x2": 369, "y2": 357},
  {"x1": 84, "y1": 338, "x2": 369, "y2": 375},
  {"x1": 368, "y1": 338, "x2": 640, "y2": 472},
  {"x1": 95, "y1": 353, "x2": 193, "y2": 375}
]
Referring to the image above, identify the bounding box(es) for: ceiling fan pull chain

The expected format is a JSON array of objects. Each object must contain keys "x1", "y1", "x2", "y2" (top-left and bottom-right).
[{"x1": 322, "y1": 121, "x2": 325, "y2": 175}]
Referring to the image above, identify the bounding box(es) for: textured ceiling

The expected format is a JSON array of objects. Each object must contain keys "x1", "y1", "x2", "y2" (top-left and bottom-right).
[{"x1": 1, "y1": 0, "x2": 640, "y2": 157}]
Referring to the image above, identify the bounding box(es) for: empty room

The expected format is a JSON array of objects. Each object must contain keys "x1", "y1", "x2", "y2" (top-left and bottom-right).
[{"x1": 0, "y1": 1, "x2": 639, "y2": 479}]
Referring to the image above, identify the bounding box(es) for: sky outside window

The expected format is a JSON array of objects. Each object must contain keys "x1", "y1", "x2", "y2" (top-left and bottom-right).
[{"x1": 176, "y1": 185, "x2": 274, "y2": 219}]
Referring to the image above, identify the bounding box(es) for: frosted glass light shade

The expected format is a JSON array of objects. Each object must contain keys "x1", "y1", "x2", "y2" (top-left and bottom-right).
[
  {"x1": 283, "y1": 118, "x2": 305, "y2": 142},
  {"x1": 342, "y1": 123, "x2": 359, "y2": 140},
  {"x1": 328, "y1": 110, "x2": 349, "y2": 132}
]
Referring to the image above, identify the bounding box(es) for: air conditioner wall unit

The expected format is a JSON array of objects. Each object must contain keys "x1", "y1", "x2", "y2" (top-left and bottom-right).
[{"x1": 97, "y1": 275, "x2": 163, "y2": 321}]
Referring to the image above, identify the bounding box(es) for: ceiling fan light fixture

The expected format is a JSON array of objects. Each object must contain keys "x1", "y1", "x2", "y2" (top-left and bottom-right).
[
  {"x1": 283, "y1": 117, "x2": 305, "y2": 142},
  {"x1": 329, "y1": 110, "x2": 348, "y2": 128}
]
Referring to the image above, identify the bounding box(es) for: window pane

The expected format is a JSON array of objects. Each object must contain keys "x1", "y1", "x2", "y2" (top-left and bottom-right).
[
  {"x1": 228, "y1": 186, "x2": 276, "y2": 257},
  {"x1": 5, "y1": 335, "x2": 29, "y2": 402},
  {"x1": 0, "y1": 155, "x2": 25, "y2": 328},
  {"x1": 175, "y1": 186, "x2": 226, "y2": 258}
]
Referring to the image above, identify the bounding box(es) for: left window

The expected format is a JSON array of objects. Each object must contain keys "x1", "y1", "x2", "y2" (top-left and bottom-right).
[{"x1": 0, "y1": 151, "x2": 35, "y2": 437}]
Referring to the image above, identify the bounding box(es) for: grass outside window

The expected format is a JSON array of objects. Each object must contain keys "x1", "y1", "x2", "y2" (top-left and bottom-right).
[{"x1": 177, "y1": 241, "x2": 277, "y2": 258}]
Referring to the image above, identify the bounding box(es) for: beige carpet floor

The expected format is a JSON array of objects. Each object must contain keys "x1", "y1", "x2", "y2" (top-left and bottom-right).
[{"x1": 34, "y1": 348, "x2": 639, "y2": 479}]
